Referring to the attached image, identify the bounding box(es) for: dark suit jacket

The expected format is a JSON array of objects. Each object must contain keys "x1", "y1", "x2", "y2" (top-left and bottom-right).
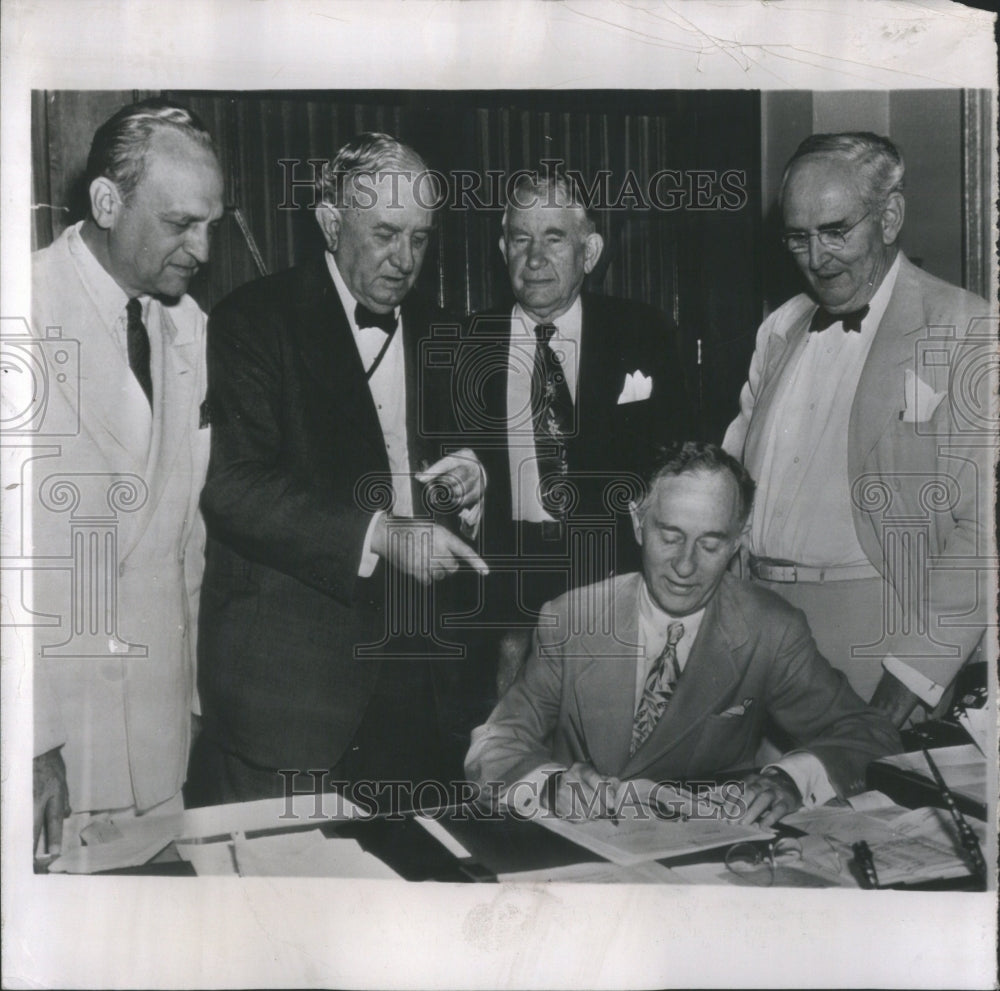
[
  {"x1": 465, "y1": 573, "x2": 902, "y2": 797},
  {"x1": 197, "y1": 255, "x2": 465, "y2": 770},
  {"x1": 468, "y1": 293, "x2": 692, "y2": 595}
]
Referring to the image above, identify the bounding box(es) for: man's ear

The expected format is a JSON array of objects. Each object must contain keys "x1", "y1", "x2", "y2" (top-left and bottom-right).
[
  {"x1": 582, "y1": 231, "x2": 604, "y2": 274},
  {"x1": 879, "y1": 191, "x2": 905, "y2": 245},
  {"x1": 629, "y1": 501, "x2": 643, "y2": 546},
  {"x1": 88, "y1": 176, "x2": 122, "y2": 231},
  {"x1": 498, "y1": 235, "x2": 508, "y2": 266},
  {"x1": 316, "y1": 202, "x2": 342, "y2": 252}
]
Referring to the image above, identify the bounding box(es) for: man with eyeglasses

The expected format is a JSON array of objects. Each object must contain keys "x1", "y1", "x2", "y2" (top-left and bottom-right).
[{"x1": 724, "y1": 132, "x2": 992, "y2": 726}]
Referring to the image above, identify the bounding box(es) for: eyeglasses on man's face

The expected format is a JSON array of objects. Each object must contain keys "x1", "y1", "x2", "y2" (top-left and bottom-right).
[{"x1": 781, "y1": 210, "x2": 872, "y2": 254}]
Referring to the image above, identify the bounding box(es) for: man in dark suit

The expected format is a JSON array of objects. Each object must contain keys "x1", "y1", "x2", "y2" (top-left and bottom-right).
[
  {"x1": 466, "y1": 168, "x2": 691, "y2": 692},
  {"x1": 466, "y1": 442, "x2": 901, "y2": 825},
  {"x1": 188, "y1": 133, "x2": 488, "y2": 811}
]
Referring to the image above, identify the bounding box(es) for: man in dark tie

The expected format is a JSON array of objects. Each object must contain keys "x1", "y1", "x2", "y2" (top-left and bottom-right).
[
  {"x1": 188, "y1": 133, "x2": 488, "y2": 811},
  {"x1": 466, "y1": 167, "x2": 692, "y2": 694},
  {"x1": 465, "y1": 442, "x2": 901, "y2": 824},
  {"x1": 30, "y1": 99, "x2": 224, "y2": 863},
  {"x1": 723, "y1": 132, "x2": 993, "y2": 722}
]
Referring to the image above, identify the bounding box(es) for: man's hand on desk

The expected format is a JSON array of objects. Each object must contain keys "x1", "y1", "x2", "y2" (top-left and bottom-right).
[
  {"x1": 739, "y1": 768, "x2": 803, "y2": 827},
  {"x1": 33, "y1": 747, "x2": 70, "y2": 865},
  {"x1": 371, "y1": 515, "x2": 489, "y2": 586},
  {"x1": 543, "y1": 762, "x2": 620, "y2": 820}
]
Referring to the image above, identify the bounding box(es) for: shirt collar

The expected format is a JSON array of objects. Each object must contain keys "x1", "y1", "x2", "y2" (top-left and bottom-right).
[
  {"x1": 325, "y1": 250, "x2": 399, "y2": 335},
  {"x1": 637, "y1": 577, "x2": 706, "y2": 647},
  {"x1": 859, "y1": 252, "x2": 901, "y2": 333},
  {"x1": 512, "y1": 295, "x2": 583, "y2": 346},
  {"x1": 65, "y1": 220, "x2": 139, "y2": 327}
]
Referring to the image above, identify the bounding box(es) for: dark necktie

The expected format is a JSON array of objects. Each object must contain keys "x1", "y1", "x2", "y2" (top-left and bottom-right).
[
  {"x1": 530, "y1": 323, "x2": 574, "y2": 519},
  {"x1": 809, "y1": 304, "x2": 869, "y2": 334},
  {"x1": 631, "y1": 621, "x2": 685, "y2": 755},
  {"x1": 354, "y1": 303, "x2": 398, "y2": 379},
  {"x1": 125, "y1": 298, "x2": 153, "y2": 407},
  {"x1": 355, "y1": 302, "x2": 398, "y2": 335}
]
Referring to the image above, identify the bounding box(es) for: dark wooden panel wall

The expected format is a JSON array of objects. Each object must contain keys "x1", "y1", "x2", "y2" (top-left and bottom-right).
[{"x1": 33, "y1": 89, "x2": 764, "y2": 441}]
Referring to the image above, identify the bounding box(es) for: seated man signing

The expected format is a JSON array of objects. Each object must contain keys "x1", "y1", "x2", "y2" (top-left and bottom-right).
[{"x1": 465, "y1": 442, "x2": 902, "y2": 826}]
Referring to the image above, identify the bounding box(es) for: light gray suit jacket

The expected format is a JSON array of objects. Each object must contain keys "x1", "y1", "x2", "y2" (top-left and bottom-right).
[
  {"x1": 724, "y1": 254, "x2": 993, "y2": 690},
  {"x1": 466, "y1": 573, "x2": 901, "y2": 798}
]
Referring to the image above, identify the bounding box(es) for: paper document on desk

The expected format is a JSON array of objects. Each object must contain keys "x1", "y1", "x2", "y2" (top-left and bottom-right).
[
  {"x1": 498, "y1": 860, "x2": 687, "y2": 883},
  {"x1": 48, "y1": 793, "x2": 363, "y2": 874},
  {"x1": 231, "y1": 829, "x2": 401, "y2": 878},
  {"x1": 784, "y1": 797, "x2": 988, "y2": 885},
  {"x1": 537, "y1": 806, "x2": 773, "y2": 866}
]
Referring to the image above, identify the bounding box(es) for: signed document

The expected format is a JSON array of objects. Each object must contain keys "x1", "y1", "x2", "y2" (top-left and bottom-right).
[{"x1": 537, "y1": 785, "x2": 775, "y2": 867}]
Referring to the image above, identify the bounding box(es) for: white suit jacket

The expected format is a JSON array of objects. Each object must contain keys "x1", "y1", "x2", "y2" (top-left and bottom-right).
[
  {"x1": 29, "y1": 223, "x2": 210, "y2": 812},
  {"x1": 725, "y1": 254, "x2": 994, "y2": 693}
]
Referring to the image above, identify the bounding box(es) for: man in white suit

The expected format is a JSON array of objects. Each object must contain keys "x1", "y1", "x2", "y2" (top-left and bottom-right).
[
  {"x1": 723, "y1": 132, "x2": 992, "y2": 722},
  {"x1": 31, "y1": 99, "x2": 224, "y2": 862}
]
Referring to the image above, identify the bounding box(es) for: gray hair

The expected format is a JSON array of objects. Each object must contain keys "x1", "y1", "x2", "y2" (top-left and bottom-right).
[
  {"x1": 502, "y1": 167, "x2": 597, "y2": 235},
  {"x1": 86, "y1": 98, "x2": 217, "y2": 202},
  {"x1": 781, "y1": 132, "x2": 905, "y2": 211},
  {"x1": 637, "y1": 441, "x2": 756, "y2": 527},
  {"x1": 318, "y1": 132, "x2": 438, "y2": 208}
]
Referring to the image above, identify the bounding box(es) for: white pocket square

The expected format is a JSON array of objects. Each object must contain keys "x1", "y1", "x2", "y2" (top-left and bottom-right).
[
  {"x1": 617, "y1": 370, "x2": 653, "y2": 405},
  {"x1": 719, "y1": 697, "x2": 755, "y2": 718},
  {"x1": 901, "y1": 369, "x2": 946, "y2": 423}
]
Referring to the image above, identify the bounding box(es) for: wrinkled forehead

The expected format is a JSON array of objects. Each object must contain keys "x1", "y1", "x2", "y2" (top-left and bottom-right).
[
  {"x1": 503, "y1": 197, "x2": 591, "y2": 235},
  {"x1": 131, "y1": 132, "x2": 224, "y2": 210},
  {"x1": 782, "y1": 154, "x2": 863, "y2": 214},
  {"x1": 340, "y1": 166, "x2": 441, "y2": 213}
]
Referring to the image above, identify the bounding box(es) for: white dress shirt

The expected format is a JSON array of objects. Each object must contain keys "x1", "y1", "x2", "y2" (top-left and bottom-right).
[
  {"x1": 744, "y1": 255, "x2": 900, "y2": 567},
  {"x1": 506, "y1": 298, "x2": 582, "y2": 522},
  {"x1": 325, "y1": 254, "x2": 412, "y2": 577}
]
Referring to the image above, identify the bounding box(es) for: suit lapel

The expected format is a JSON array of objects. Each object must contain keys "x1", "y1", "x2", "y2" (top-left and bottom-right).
[
  {"x1": 573, "y1": 295, "x2": 618, "y2": 451},
  {"x1": 850, "y1": 255, "x2": 927, "y2": 468},
  {"x1": 291, "y1": 256, "x2": 385, "y2": 452},
  {"x1": 624, "y1": 578, "x2": 748, "y2": 777},
  {"x1": 572, "y1": 574, "x2": 644, "y2": 773},
  {"x1": 119, "y1": 302, "x2": 203, "y2": 560}
]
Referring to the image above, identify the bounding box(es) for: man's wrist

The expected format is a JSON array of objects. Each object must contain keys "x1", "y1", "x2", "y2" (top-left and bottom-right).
[
  {"x1": 760, "y1": 765, "x2": 802, "y2": 802},
  {"x1": 541, "y1": 768, "x2": 565, "y2": 812}
]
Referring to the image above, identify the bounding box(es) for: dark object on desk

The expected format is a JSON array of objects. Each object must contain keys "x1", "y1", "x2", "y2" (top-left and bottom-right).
[
  {"x1": 852, "y1": 840, "x2": 880, "y2": 889},
  {"x1": 866, "y1": 758, "x2": 987, "y2": 822},
  {"x1": 901, "y1": 661, "x2": 986, "y2": 751},
  {"x1": 442, "y1": 811, "x2": 603, "y2": 877},
  {"x1": 921, "y1": 749, "x2": 987, "y2": 884}
]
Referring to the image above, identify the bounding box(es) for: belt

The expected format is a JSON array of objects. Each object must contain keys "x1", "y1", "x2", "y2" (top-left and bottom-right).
[{"x1": 749, "y1": 555, "x2": 880, "y2": 584}]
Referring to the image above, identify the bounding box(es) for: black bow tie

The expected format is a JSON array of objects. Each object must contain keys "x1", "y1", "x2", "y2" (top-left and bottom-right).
[
  {"x1": 809, "y1": 304, "x2": 869, "y2": 334},
  {"x1": 355, "y1": 303, "x2": 397, "y2": 334}
]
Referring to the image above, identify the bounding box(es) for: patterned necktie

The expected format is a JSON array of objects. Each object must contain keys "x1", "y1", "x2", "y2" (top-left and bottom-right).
[
  {"x1": 530, "y1": 323, "x2": 574, "y2": 518},
  {"x1": 631, "y1": 621, "x2": 685, "y2": 755},
  {"x1": 809, "y1": 303, "x2": 869, "y2": 333},
  {"x1": 125, "y1": 298, "x2": 153, "y2": 407}
]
